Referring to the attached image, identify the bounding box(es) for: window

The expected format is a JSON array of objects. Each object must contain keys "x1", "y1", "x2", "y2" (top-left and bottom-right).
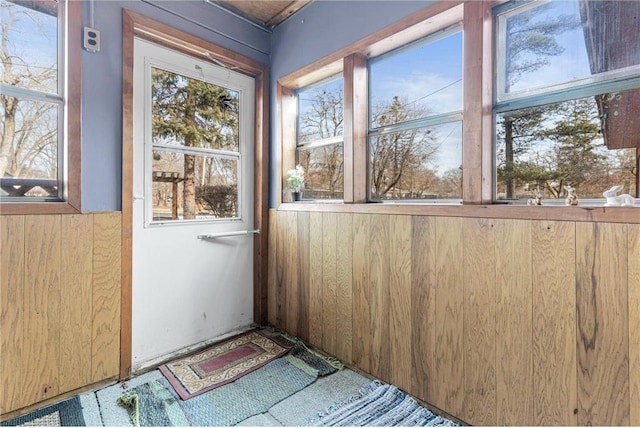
[
  {"x1": 368, "y1": 27, "x2": 463, "y2": 202},
  {"x1": 296, "y1": 76, "x2": 344, "y2": 200},
  {"x1": 150, "y1": 66, "x2": 242, "y2": 222},
  {"x1": 495, "y1": 0, "x2": 640, "y2": 203},
  {"x1": 0, "y1": 0, "x2": 81, "y2": 212}
]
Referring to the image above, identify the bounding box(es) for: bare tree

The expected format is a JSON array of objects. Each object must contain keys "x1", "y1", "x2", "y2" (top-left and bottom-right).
[
  {"x1": 298, "y1": 86, "x2": 344, "y2": 197},
  {"x1": 1, "y1": 2, "x2": 57, "y2": 180},
  {"x1": 369, "y1": 96, "x2": 437, "y2": 199}
]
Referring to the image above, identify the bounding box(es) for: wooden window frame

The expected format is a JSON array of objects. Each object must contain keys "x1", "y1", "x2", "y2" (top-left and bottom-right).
[
  {"x1": 276, "y1": 0, "x2": 640, "y2": 223},
  {"x1": 0, "y1": 0, "x2": 82, "y2": 215}
]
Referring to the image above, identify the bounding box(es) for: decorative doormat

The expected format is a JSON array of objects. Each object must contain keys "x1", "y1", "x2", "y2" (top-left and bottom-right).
[
  {"x1": 0, "y1": 397, "x2": 85, "y2": 427},
  {"x1": 159, "y1": 329, "x2": 291, "y2": 400}
]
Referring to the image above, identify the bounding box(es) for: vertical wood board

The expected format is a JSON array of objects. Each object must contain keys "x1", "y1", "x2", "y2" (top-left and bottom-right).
[
  {"x1": 91, "y1": 213, "x2": 121, "y2": 382},
  {"x1": 275, "y1": 211, "x2": 288, "y2": 329},
  {"x1": 308, "y1": 212, "x2": 323, "y2": 348},
  {"x1": 576, "y1": 222, "x2": 629, "y2": 426},
  {"x1": 433, "y1": 216, "x2": 465, "y2": 416},
  {"x1": 336, "y1": 213, "x2": 353, "y2": 363},
  {"x1": 495, "y1": 219, "x2": 533, "y2": 425},
  {"x1": 629, "y1": 224, "x2": 640, "y2": 426},
  {"x1": 388, "y1": 215, "x2": 412, "y2": 391},
  {"x1": 410, "y1": 215, "x2": 437, "y2": 403},
  {"x1": 284, "y1": 211, "x2": 299, "y2": 336},
  {"x1": 267, "y1": 212, "x2": 278, "y2": 327},
  {"x1": 296, "y1": 211, "x2": 311, "y2": 342},
  {"x1": 352, "y1": 213, "x2": 370, "y2": 372},
  {"x1": 1, "y1": 216, "x2": 25, "y2": 412},
  {"x1": 23, "y1": 215, "x2": 61, "y2": 404},
  {"x1": 368, "y1": 214, "x2": 390, "y2": 381},
  {"x1": 532, "y1": 220, "x2": 577, "y2": 426},
  {"x1": 462, "y1": 217, "x2": 497, "y2": 426},
  {"x1": 59, "y1": 215, "x2": 93, "y2": 393},
  {"x1": 322, "y1": 212, "x2": 338, "y2": 356}
]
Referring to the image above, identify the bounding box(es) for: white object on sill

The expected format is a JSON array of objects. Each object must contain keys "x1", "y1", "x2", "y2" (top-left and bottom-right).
[
  {"x1": 564, "y1": 185, "x2": 579, "y2": 206},
  {"x1": 603, "y1": 185, "x2": 638, "y2": 207}
]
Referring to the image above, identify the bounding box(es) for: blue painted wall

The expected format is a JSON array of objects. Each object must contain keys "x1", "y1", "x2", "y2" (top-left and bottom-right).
[
  {"x1": 268, "y1": 0, "x2": 434, "y2": 207},
  {"x1": 80, "y1": 0, "x2": 269, "y2": 211}
]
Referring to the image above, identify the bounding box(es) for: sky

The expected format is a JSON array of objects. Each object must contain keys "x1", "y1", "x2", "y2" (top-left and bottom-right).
[
  {"x1": 500, "y1": 0, "x2": 592, "y2": 97},
  {"x1": 2, "y1": 0, "x2": 58, "y2": 94},
  {"x1": 297, "y1": 30, "x2": 464, "y2": 177}
]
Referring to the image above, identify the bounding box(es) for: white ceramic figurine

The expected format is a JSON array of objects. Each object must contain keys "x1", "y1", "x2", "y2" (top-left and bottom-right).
[
  {"x1": 527, "y1": 187, "x2": 543, "y2": 206},
  {"x1": 564, "y1": 185, "x2": 579, "y2": 206},
  {"x1": 603, "y1": 185, "x2": 638, "y2": 207}
]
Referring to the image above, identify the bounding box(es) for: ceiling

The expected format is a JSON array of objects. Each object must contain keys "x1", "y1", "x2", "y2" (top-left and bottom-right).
[{"x1": 211, "y1": 0, "x2": 311, "y2": 29}]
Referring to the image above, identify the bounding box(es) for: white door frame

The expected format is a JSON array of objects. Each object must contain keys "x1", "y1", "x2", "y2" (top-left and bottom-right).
[{"x1": 121, "y1": 10, "x2": 269, "y2": 379}]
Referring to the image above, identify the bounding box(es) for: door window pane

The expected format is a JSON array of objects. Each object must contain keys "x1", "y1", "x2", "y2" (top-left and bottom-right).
[
  {"x1": 152, "y1": 150, "x2": 239, "y2": 221},
  {"x1": 152, "y1": 67, "x2": 239, "y2": 151}
]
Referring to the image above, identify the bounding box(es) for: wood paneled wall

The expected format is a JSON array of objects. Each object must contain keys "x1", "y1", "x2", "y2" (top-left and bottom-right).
[
  {"x1": 1, "y1": 212, "x2": 121, "y2": 415},
  {"x1": 268, "y1": 209, "x2": 640, "y2": 426}
]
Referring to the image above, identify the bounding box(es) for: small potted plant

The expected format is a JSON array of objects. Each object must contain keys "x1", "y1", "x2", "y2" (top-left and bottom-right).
[{"x1": 286, "y1": 164, "x2": 305, "y2": 201}]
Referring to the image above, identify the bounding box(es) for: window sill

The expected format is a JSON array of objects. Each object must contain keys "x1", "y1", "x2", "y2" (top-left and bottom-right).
[
  {"x1": 277, "y1": 201, "x2": 640, "y2": 224},
  {"x1": 0, "y1": 201, "x2": 82, "y2": 216}
]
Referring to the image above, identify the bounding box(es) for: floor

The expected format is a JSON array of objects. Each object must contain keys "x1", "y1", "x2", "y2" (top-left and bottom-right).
[{"x1": 78, "y1": 366, "x2": 373, "y2": 426}]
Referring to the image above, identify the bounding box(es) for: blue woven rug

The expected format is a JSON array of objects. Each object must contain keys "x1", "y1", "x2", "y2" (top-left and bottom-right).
[
  {"x1": 118, "y1": 357, "x2": 317, "y2": 426},
  {"x1": 1, "y1": 397, "x2": 85, "y2": 427},
  {"x1": 307, "y1": 381, "x2": 458, "y2": 426}
]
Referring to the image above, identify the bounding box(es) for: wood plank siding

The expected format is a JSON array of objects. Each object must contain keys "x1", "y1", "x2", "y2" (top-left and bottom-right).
[
  {"x1": 268, "y1": 209, "x2": 640, "y2": 426},
  {"x1": 0, "y1": 213, "x2": 121, "y2": 416}
]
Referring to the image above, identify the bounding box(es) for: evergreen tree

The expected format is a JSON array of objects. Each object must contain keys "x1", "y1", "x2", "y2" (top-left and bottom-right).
[{"x1": 151, "y1": 68, "x2": 238, "y2": 219}]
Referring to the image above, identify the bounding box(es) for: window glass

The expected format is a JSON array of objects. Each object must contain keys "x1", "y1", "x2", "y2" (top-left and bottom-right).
[
  {"x1": 150, "y1": 65, "x2": 241, "y2": 221},
  {"x1": 152, "y1": 150, "x2": 238, "y2": 220},
  {"x1": 496, "y1": 90, "x2": 638, "y2": 202},
  {"x1": 0, "y1": 0, "x2": 62, "y2": 201},
  {"x1": 295, "y1": 76, "x2": 344, "y2": 200},
  {"x1": 495, "y1": 0, "x2": 640, "y2": 204},
  {"x1": 298, "y1": 143, "x2": 343, "y2": 200},
  {"x1": 370, "y1": 122, "x2": 462, "y2": 201},
  {"x1": 368, "y1": 28, "x2": 463, "y2": 202},
  {"x1": 152, "y1": 68, "x2": 239, "y2": 151},
  {"x1": 370, "y1": 29, "x2": 462, "y2": 127},
  {"x1": 1, "y1": 0, "x2": 58, "y2": 93},
  {"x1": 497, "y1": 0, "x2": 640, "y2": 99},
  {"x1": 298, "y1": 78, "x2": 343, "y2": 142}
]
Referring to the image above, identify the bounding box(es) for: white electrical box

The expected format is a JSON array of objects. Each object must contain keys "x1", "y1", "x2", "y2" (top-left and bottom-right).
[{"x1": 84, "y1": 27, "x2": 100, "y2": 52}]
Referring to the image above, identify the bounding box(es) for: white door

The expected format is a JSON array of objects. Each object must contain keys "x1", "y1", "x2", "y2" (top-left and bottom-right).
[{"x1": 132, "y1": 38, "x2": 255, "y2": 372}]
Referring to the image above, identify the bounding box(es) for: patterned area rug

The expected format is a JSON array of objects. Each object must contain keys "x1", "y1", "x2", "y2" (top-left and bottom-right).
[
  {"x1": 0, "y1": 397, "x2": 85, "y2": 427},
  {"x1": 160, "y1": 330, "x2": 291, "y2": 399},
  {"x1": 307, "y1": 381, "x2": 458, "y2": 426},
  {"x1": 119, "y1": 357, "x2": 318, "y2": 426}
]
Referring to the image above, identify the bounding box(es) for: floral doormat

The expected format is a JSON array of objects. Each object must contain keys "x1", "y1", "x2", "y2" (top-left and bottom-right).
[{"x1": 159, "y1": 329, "x2": 291, "y2": 400}]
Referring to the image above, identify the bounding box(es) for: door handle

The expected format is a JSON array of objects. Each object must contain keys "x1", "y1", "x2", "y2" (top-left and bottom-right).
[{"x1": 197, "y1": 229, "x2": 260, "y2": 239}]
